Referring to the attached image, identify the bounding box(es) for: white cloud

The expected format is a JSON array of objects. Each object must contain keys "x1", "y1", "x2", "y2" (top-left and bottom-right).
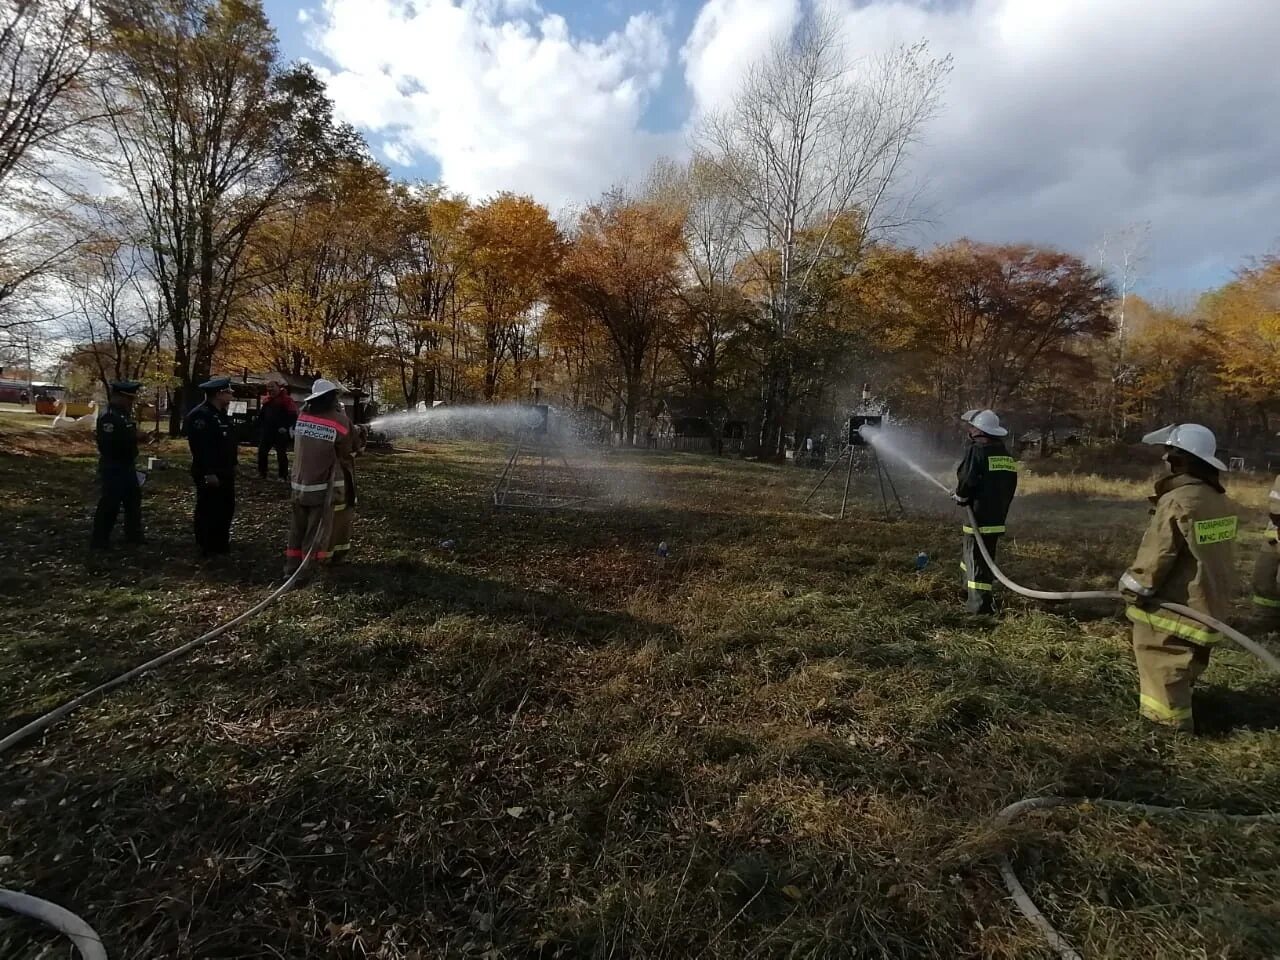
[
  {"x1": 672, "y1": 0, "x2": 1280, "y2": 290},
  {"x1": 305, "y1": 0, "x2": 679, "y2": 210},
  {"x1": 301, "y1": 0, "x2": 1280, "y2": 291},
  {"x1": 380, "y1": 140, "x2": 412, "y2": 167},
  {"x1": 681, "y1": 0, "x2": 798, "y2": 114}
]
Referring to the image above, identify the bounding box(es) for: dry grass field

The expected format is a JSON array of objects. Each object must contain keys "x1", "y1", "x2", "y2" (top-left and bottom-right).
[{"x1": 2, "y1": 418, "x2": 1278, "y2": 959}]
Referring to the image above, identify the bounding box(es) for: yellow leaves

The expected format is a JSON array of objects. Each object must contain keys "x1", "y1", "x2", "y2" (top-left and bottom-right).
[
  {"x1": 463, "y1": 193, "x2": 562, "y2": 305},
  {"x1": 1201, "y1": 257, "x2": 1280, "y2": 404},
  {"x1": 559, "y1": 198, "x2": 684, "y2": 305}
]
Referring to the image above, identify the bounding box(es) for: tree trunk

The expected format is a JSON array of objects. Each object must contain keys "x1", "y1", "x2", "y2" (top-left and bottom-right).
[
  {"x1": 625, "y1": 366, "x2": 642, "y2": 446},
  {"x1": 757, "y1": 360, "x2": 790, "y2": 462}
]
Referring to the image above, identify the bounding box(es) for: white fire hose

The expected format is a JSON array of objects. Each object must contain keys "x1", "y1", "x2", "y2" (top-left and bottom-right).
[
  {"x1": 0, "y1": 472, "x2": 337, "y2": 959},
  {"x1": 964, "y1": 506, "x2": 1280, "y2": 959}
]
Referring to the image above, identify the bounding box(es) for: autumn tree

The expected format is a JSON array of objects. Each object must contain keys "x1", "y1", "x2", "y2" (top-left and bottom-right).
[
  {"x1": 384, "y1": 183, "x2": 469, "y2": 406},
  {"x1": 1201, "y1": 256, "x2": 1280, "y2": 440},
  {"x1": 915, "y1": 242, "x2": 1113, "y2": 417},
  {"x1": 229, "y1": 157, "x2": 391, "y2": 386},
  {"x1": 695, "y1": 11, "x2": 949, "y2": 457},
  {"x1": 59, "y1": 202, "x2": 162, "y2": 391},
  {"x1": 556, "y1": 193, "x2": 683, "y2": 445},
  {"x1": 98, "y1": 0, "x2": 358, "y2": 428},
  {"x1": 0, "y1": 0, "x2": 103, "y2": 338},
  {"x1": 1117, "y1": 297, "x2": 1213, "y2": 435},
  {"x1": 461, "y1": 193, "x2": 560, "y2": 401},
  {"x1": 658, "y1": 158, "x2": 754, "y2": 442},
  {"x1": 1095, "y1": 222, "x2": 1150, "y2": 436}
]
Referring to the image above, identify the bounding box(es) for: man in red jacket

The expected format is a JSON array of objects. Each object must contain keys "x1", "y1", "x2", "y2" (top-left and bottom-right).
[{"x1": 258, "y1": 377, "x2": 298, "y2": 480}]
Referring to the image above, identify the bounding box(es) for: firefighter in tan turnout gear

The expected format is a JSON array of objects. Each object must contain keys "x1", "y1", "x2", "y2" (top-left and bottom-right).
[
  {"x1": 284, "y1": 379, "x2": 365, "y2": 575},
  {"x1": 1119, "y1": 424, "x2": 1238, "y2": 732},
  {"x1": 1250, "y1": 472, "x2": 1280, "y2": 613}
]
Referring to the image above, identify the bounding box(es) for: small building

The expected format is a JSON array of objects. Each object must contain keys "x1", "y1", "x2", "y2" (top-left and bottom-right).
[
  {"x1": 1006, "y1": 412, "x2": 1090, "y2": 456},
  {"x1": 227, "y1": 371, "x2": 371, "y2": 443},
  {"x1": 646, "y1": 398, "x2": 750, "y2": 454}
]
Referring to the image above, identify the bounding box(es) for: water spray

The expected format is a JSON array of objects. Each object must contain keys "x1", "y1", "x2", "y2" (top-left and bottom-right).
[
  {"x1": 857, "y1": 426, "x2": 951, "y2": 494},
  {"x1": 368, "y1": 402, "x2": 542, "y2": 438}
]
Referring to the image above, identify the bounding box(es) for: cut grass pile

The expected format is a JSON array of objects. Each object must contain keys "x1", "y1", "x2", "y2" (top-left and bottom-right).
[{"x1": 1, "y1": 430, "x2": 1278, "y2": 959}]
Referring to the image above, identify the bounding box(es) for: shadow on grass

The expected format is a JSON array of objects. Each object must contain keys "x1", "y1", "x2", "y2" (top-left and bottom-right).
[
  {"x1": 1195, "y1": 682, "x2": 1280, "y2": 737},
  {"x1": 328, "y1": 556, "x2": 679, "y2": 648}
]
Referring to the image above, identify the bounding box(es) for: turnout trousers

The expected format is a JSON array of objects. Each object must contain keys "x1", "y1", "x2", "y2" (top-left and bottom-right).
[
  {"x1": 92, "y1": 465, "x2": 143, "y2": 547},
  {"x1": 194, "y1": 479, "x2": 236, "y2": 555},
  {"x1": 1251, "y1": 532, "x2": 1280, "y2": 613},
  {"x1": 284, "y1": 487, "x2": 351, "y2": 575},
  {"x1": 961, "y1": 532, "x2": 1000, "y2": 614},
  {"x1": 1129, "y1": 616, "x2": 1211, "y2": 731}
]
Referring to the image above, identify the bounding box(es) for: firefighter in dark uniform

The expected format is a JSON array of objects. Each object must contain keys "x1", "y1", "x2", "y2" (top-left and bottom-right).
[
  {"x1": 184, "y1": 376, "x2": 239, "y2": 556},
  {"x1": 91, "y1": 380, "x2": 145, "y2": 550},
  {"x1": 954, "y1": 409, "x2": 1019, "y2": 614}
]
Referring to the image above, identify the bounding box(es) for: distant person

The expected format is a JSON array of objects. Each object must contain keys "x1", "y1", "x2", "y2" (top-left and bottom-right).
[
  {"x1": 184, "y1": 377, "x2": 239, "y2": 557},
  {"x1": 257, "y1": 377, "x2": 297, "y2": 481},
  {"x1": 1119, "y1": 425, "x2": 1237, "y2": 733},
  {"x1": 90, "y1": 380, "x2": 145, "y2": 550},
  {"x1": 18, "y1": 389, "x2": 27, "y2": 405},
  {"x1": 285, "y1": 379, "x2": 364, "y2": 577},
  {"x1": 954, "y1": 409, "x2": 1018, "y2": 614},
  {"x1": 1252, "y1": 471, "x2": 1280, "y2": 615}
]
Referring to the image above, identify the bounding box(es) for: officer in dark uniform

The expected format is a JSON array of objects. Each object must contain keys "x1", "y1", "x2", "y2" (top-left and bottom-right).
[
  {"x1": 91, "y1": 380, "x2": 145, "y2": 550},
  {"x1": 184, "y1": 376, "x2": 239, "y2": 556}
]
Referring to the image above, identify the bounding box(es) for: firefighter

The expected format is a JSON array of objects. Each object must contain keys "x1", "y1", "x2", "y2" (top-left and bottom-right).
[
  {"x1": 1250, "y1": 471, "x2": 1280, "y2": 614},
  {"x1": 257, "y1": 376, "x2": 298, "y2": 480},
  {"x1": 1119, "y1": 424, "x2": 1237, "y2": 732},
  {"x1": 90, "y1": 380, "x2": 145, "y2": 550},
  {"x1": 184, "y1": 376, "x2": 239, "y2": 556},
  {"x1": 954, "y1": 409, "x2": 1018, "y2": 614},
  {"x1": 285, "y1": 379, "x2": 364, "y2": 576}
]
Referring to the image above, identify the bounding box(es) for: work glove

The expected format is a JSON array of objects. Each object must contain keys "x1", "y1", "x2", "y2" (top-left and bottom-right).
[
  {"x1": 204, "y1": 474, "x2": 220, "y2": 487},
  {"x1": 278, "y1": 427, "x2": 288, "y2": 436},
  {"x1": 952, "y1": 494, "x2": 971, "y2": 506}
]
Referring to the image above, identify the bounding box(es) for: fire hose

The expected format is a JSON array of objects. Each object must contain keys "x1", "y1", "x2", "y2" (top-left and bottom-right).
[
  {"x1": 964, "y1": 505, "x2": 1280, "y2": 959},
  {"x1": 0, "y1": 472, "x2": 338, "y2": 960}
]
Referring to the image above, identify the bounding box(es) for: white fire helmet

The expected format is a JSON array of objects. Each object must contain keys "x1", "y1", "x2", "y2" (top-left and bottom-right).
[
  {"x1": 305, "y1": 378, "x2": 341, "y2": 403},
  {"x1": 1142, "y1": 423, "x2": 1227, "y2": 471},
  {"x1": 960, "y1": 409, "x2": 980, "y2": 424},
  {"x1": 969, "y1": 409, "x2": 1008, "y2": 438}
]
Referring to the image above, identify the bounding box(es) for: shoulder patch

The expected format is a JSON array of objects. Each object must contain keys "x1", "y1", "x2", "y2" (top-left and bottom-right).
[
  {"x1": 100, "y1": 422, "x2": 114, "y2": 433},
  {"x1": 1194, "y1": 516, "x2": 1237, "y2": 545},
  {"x1": 193, "y1": 419, "x2": 206, "y2": 429}
]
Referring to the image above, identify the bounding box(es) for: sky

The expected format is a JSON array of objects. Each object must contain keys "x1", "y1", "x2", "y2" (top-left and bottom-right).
[{"x1": 261, "y1": 0, "x2": 1280, "y2": 296}]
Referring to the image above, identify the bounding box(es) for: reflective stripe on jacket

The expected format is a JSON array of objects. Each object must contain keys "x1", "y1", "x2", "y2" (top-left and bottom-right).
[
  {"x1": 1122, "y1": 473, "x2": 1237, "y2": 643},
  {"x1": 291, "y1": 408, "x2": 353, "y2": 506}
]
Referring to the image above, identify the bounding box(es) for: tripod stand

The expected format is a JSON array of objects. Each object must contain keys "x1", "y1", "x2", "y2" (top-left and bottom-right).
[
  {"x1": 800, "y1": 441, "x2": 904, "y2": 520},
  {"x1": 493, "y1": 424, "x2": 594, "y2": 509}
]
